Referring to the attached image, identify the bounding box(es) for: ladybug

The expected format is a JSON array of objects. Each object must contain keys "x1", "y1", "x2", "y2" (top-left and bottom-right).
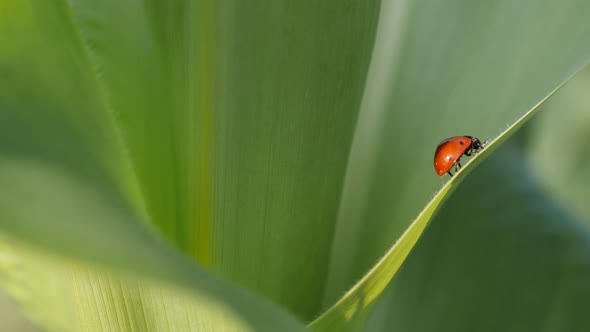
[{"x1": 434, "y1": 136, "x2": 484, "y2": 177}]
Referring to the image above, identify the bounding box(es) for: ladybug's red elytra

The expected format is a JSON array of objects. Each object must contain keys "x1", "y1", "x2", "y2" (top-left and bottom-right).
[{"x1": 434, "y1": 136, "x2": 484, "y2": 177}]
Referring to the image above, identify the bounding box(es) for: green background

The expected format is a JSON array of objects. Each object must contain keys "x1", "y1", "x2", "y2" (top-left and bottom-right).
[{"x1": 1, "y1": 0, "x2": 590, "y2": 331}]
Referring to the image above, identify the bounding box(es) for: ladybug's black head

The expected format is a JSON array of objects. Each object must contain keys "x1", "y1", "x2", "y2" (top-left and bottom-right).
[
  {"x1": 471, "y1": 137, "x2": 481, "y2": 149},
  {"x1": 470, "y1": 137, "x2": 487, "y2": 151}
]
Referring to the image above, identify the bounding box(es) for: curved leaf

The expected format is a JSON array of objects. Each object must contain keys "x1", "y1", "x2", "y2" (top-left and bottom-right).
[
  {"x1": 364, "y1": 141, "x2": 590, "y2": 332},
  {"x1": 0, "y1": 1, "x2": 306, "y2": 330},
  {"x1": 0, "y1": 160, "x2": 306, "y2": 331},
  {"x1": 70, "y1": 0, "x2": 381, "y2": 320},
  {"x1": 323, "y1": 0, "x2": 590, "y2": 310},
  {"x1": 310, "y1": 61, "x2": 588, "y2": 331}
]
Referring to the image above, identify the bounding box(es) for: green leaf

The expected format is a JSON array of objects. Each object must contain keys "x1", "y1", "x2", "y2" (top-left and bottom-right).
[
  {"x1": 322, "y1": 0, "x2": 590, "y2": 323},
  {"x1": 309, "y1": 62, "x2": 583, "y2": 330},
  {"x1": 2, "y1": 0, "x2": 590, "y2": 331},
  {"x1": 0, "y1": 1, "x2": 306, "y2": 330},
  {"x1": 69, "y1": 0, "x2": 381, "y2": 321},
  {"x1": 0, "y1": 160, "x2": 306, "y2": 331},
  {"x1": 68, "y1": 268, "x2": 270, "y2": 332},
  {"x1": 364, "y1": 140, "x2": 590, "y2": 332}
]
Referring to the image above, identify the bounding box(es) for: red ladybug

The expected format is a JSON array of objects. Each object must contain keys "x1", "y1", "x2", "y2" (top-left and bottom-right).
[{"x1": 434, "y1": 136, "x2": 484, "y2": 177}]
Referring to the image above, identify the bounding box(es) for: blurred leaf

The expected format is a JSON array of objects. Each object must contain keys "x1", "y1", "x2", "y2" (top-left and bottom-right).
[
  {"x1": 0, "y1": 160, "x2": 306, "y2": 331},
  {"x1": 309, "y1": 64, "x2": 582, "y2": 331},
  {"x1": 0, "y1": 238, "x2": 300, "y2": 332},
  {"x1": 526, "y1": 70, "x2": 590, "y2": 224},
  {"x1": 68, "y1": 268, "x2": 263, "y2": 332},
  {"x1": 323, "y1": 0, "x2": 590, "y2": 314},
  {"x1": 70, "y1": 0, "x2": 381, "y2": 321},
  {"x1": 0, "y1": 1, "x2": 307, "y2": 330},
  {"x1": 364, "y1": 141, "x2": 590, "y2": 332}
]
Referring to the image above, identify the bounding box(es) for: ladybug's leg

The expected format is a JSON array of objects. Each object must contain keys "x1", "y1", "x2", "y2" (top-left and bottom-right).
[
  {"x1": 455, "y1": 160, "x2": 462, "y2": 173},
  {"x1": 447, "y1": 170, "x2": 453, "y2": 177}
]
